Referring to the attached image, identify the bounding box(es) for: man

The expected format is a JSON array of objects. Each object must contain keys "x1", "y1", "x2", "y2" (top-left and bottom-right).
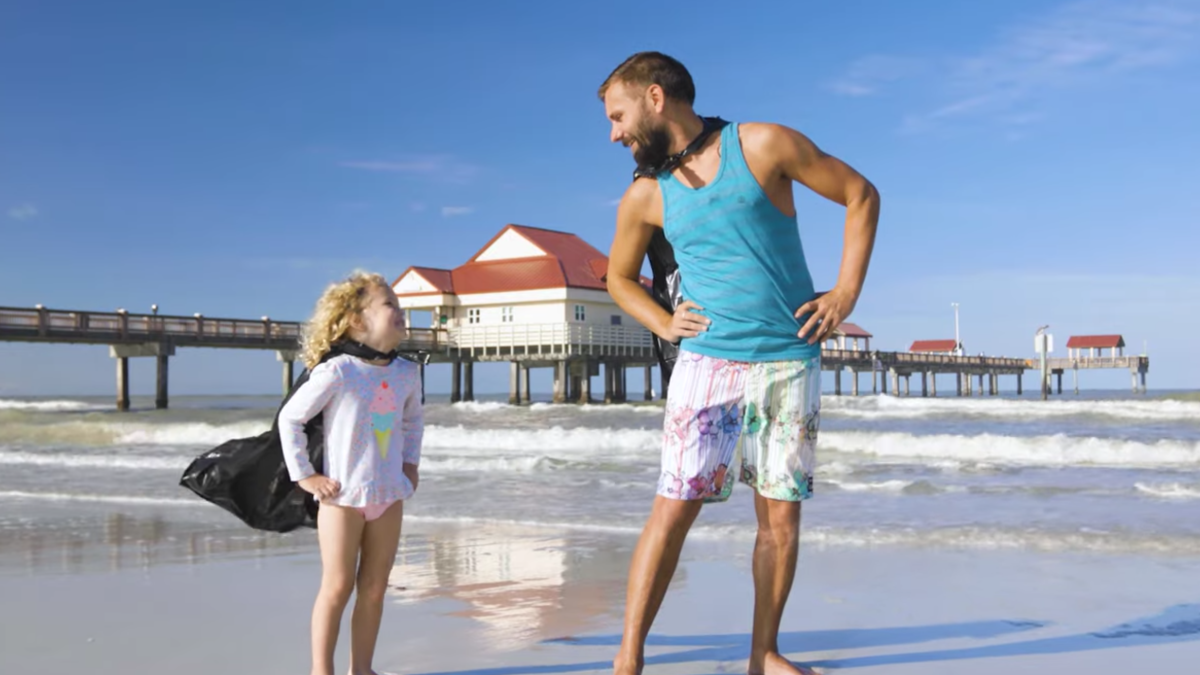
[{"x1": 599, "y1": 52, "x2": 880, "y2": 675}]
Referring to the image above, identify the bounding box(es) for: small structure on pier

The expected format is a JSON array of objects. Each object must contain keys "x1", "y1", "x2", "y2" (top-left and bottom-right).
[
  {"x1": 392, "y1": 224, "x2": 658, "y2": 405},
  {"x1": 1046, "y1": 334, "x2": 1146, "y2": 394},
  {"x1": 1066, "y1": 334, "x2": 1125, "y2": 359},
  {"x1": 824, "y1": 322, "x2": 873, "y2": 351},
  {"x1": 909, "y1": 339, "x2": 959, "y2": 355}
]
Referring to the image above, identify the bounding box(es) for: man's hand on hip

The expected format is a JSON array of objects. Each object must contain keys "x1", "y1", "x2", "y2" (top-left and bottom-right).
[
  {"x1": 664, "y1": 300, "x2": 710, "y2": 343},
  {"x1": 794, "y1": 287, "x2": 857, "y2": 346}
]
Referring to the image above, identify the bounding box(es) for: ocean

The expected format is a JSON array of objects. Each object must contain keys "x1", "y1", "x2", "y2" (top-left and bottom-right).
[{"x1": 2, "y1": 390, "x2": 1199, "y2": 573}]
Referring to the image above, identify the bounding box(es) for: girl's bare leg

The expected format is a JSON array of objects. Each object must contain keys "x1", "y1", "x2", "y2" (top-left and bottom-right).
[
  {"x1": 312, "y1": 505, "x2": 366, "y2": 675},
  {"x1": 348, "y1": 500, "x2": 404, "y2": 675}
]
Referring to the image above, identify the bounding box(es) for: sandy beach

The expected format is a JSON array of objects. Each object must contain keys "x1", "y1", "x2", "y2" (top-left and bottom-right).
[
  {"x1": 5, "y1": 0, "x2": 1199, "y2": 670},
  {"x1": 2, "y1": 392, "x2": 1199, "y2": 673},
  {"x1": 3, "y1": 516, "x2": 1199, "y2": 675}
]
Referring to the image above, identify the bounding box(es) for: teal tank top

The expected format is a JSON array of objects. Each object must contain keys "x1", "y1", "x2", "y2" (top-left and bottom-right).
[{"x1": 659, "y1": 122, "x2": 821, "y2": 362}]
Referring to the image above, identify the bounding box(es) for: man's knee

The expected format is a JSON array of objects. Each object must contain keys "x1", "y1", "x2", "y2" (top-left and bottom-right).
[
  {"x1": 756, "y1": 499, "x2": 801, "y2": 545},
  {"x1": 649, "y1": 495, "x2": 704, "y2": 530}
]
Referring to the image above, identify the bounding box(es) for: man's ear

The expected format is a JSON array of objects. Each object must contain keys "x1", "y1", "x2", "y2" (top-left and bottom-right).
[{"x1": 646, "y1": 84, "x2": 666, "y2": 114}]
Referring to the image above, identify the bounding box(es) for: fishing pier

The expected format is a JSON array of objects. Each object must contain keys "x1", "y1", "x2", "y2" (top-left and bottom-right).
[{"x1": 0, "y1": 304, "x2": 1149, "y2": 411}]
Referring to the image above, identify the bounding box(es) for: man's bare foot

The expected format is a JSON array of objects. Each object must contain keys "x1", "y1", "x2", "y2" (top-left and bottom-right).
[
  {"x1": 612, "y1": 649, "x2": 643, "y2": 675},
  {"x1": 748, "y1": 651, "x2": 819, "y2": 675}
]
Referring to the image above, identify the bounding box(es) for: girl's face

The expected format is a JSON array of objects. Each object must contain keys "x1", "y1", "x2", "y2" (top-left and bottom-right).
[{"x1": 351, "y1": 283, "x2": 407, "y2": 352}]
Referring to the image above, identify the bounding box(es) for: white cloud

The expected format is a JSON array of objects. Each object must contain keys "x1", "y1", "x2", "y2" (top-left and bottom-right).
[
  {"x1": 410, "y1": 202, "x2": 427, "y2": 212},
  {"x1": 827, "y1": 55, "x2": 929, "y2": 97},
  {"x1": 441, "y1": 206, "x2": 474, "y2": 217},
  {"x1": 339, "y1": 154, "x2": 480, "y2": 183},
  {"x1": 608, "y1": 198, "x2": 623, "y2": 207},
  {"x1": 906, "y1": 0, "x2": 1200, "y2": 130},
  {"x1": 7, "y1": 204, "x2": 38, "y2": 221}
]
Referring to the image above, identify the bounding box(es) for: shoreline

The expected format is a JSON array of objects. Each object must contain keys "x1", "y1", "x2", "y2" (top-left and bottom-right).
[{"x1": 2, "y1": 520, "x2": 1199, "y2": 674}]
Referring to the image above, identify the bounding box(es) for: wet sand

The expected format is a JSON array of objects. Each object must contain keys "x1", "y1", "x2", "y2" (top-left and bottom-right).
[{"x1": 2, "y1": 517, "x2": 1200, "y2": 674}]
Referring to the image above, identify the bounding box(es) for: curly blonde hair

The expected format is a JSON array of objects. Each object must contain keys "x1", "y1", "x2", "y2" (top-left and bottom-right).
[{"x1": 299, "y1": 270, "x2": 391, "y2": 369}]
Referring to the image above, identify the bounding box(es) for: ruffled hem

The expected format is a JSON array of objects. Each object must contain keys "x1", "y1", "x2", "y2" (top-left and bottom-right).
[{"x1": 326, "y1": 479, "x2": 414, "y2": 508}]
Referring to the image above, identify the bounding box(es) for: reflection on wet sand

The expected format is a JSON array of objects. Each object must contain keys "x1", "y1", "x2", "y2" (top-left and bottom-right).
[
  {"x1": 0, "y1": 504, "x2": 686, "y2": 654},
  {"x1": 389, "y1": 523, "x2": 688, "y2": 651},
  {"x1": 0, "y1": 511, "x2": 314, "y2": 575}
]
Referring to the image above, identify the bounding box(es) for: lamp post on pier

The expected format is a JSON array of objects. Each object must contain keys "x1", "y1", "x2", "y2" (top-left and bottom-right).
[
  {"x1": 951, "y1": 302, "x2": 962, "y2": 356},
  {"x1": 1035, "y1": 324, "x2": 1051, "y2": 401}
]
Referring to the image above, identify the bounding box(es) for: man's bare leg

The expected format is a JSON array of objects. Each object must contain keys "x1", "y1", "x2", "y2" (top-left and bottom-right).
[
  {"x1": 613, "y1": 495, "x2": 704, "y2": 675},
  {"x1": 747, "y1": 493, "x2": 815, "y2": 675}
]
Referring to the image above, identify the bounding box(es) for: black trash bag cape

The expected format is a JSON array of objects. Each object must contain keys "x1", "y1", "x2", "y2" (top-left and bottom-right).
[
  {"x1": 634, "y1": 116, "x2": 729, "y2": 392},
  {"x1": 178, "y1": 340, "x2": 421, "y2": 533}
]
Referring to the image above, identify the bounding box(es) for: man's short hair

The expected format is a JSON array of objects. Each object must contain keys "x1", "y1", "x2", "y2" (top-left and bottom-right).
[{"x1": 598, "y1": 51, "x2": 695, "y2": 105}]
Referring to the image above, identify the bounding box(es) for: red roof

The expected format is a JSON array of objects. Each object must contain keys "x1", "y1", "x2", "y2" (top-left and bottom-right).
[
  {"x1": 1066, "y1": 335, "x2": 1125, "y2": 349},
  {"x1": 409, "y1": 267, "x2": 454, "y2": 293},
  {"x1": 396, "y1": 224, "x2": 651, "y2": 296},
  {"x1": 910, "y1": 339, "x2": 958, "y2": 353},
  {"x1": 452, "y1": 257, "x2": 577, "y2": 295},
  {"x1": 837, "y1": 322, "x2": 872, "y2": 338}
]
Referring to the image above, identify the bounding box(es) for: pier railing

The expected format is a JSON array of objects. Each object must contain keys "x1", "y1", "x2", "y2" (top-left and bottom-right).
[
  {"x1": 820, "y1": 348, "x2": 1030, "y2": 371},
  {"x1": 1042, "y1": 356, "x2": 1149, "y2": 370},
  {"x1": 0, "y1": 305, "x2": 301, "y2": 347},
  {"x1": 447, "y1": 322, "x2": 655, "y2": 357},
  {"x1": 0, "y1": 305, "x2": 444, "y2": 352}
]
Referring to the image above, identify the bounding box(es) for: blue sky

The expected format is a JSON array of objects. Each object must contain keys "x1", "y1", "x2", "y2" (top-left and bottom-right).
[{"x1": 2, "y1": 0, "x2": 1198, "y2": 397}]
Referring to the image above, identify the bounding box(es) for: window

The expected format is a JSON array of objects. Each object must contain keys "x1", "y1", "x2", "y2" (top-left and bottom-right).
[
  {"x1": 501, "y1": 307, "x2": 514, "y2": 323},
  {"x1": 610, "y1": 315, "x2": 622, "y2": 326},
  {"x1": 574, "y1": 305, "x2": 586, "y2": 321},
  {"x1": 467, "y1": 308, "x2": 481, "y2": 325}
]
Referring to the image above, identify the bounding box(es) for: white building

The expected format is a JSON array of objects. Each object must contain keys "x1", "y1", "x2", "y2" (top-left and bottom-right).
[
  {"x1": 391, "y1": 223, "x2": 658, "y2": 357},
  {"x1": 391, "y1": 224, "x2": 657, "y2": 403},
  {"x1": 392, "y1": 223, "x2": 649, "y2": 336}
]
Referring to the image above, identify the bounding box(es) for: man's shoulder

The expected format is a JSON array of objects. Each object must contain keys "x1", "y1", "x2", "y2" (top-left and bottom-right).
[
  {"x1": 627, "y1": 174, "x2": 660, "y2": 199},
  {"x1": 737, "y1": 121, "x2": 798, "y2": 151},
  {"x1": 736, "y1": 122, "x2": 815, "y2": 173},
  {"x1": 617, "y1": 176, "x2": 663, "y2": 223}
]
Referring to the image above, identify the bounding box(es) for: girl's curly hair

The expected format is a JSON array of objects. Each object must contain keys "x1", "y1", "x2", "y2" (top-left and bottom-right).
[{"x1": 299, "y1": 270, "x2": 390, "y2": 369}]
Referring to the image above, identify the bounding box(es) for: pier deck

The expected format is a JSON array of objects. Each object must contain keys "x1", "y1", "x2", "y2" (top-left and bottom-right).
[{"x1": 1, "y1": 305, "x2": 1149, "y2": 409}]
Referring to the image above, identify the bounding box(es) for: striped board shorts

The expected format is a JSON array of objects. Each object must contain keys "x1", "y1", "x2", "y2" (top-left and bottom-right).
[{"x1": 658, "y1": 349, "x2": 822, "y2": 503}]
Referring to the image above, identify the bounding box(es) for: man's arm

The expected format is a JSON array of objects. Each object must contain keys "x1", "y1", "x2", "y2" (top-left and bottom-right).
[
  {"x1": 607, "y1": 179, "x2": 708, "y2": 342},
  {"x1": 765, "y1": 124, "x2": 881, "y2": 345}
]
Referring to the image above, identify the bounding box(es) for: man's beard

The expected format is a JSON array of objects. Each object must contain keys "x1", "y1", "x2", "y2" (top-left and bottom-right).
[{"x1": 632, "y1": 121, "x2": 673, "y2": 174}]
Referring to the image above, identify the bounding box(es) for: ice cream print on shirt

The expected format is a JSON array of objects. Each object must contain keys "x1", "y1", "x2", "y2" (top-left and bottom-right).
[{"x1": 369, "y1": 380, "x2": 397, "y2": 459}]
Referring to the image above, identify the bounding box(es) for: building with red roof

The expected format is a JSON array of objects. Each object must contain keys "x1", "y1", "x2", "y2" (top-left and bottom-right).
[
  {"x1": 910, "y1": 339, "x2": 959, "y2": 354},
  {"x1": 1066, "y1": 335, "x2": 1126, "y2": 359},
  {"x1": 824, "y1": 322, "x2": 874, "y2": 351},
  {"x1": 392, "y1": 223, "x2": 649, "y2": 334}
]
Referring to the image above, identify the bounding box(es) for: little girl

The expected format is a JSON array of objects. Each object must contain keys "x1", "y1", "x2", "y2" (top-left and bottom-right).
[{"x1": 278, "y1": 270, "x2": 423, "y2": 675}]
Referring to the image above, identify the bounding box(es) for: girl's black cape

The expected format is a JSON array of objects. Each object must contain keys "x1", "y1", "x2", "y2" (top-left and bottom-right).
[
  {"x1": 178, "y1": 342, "x2": 423, "y2": 533},
  {"x1": 646, "y1": 228, "x2": 682, "y2": 392}
]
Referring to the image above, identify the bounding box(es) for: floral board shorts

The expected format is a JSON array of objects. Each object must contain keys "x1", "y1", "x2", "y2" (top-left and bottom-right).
[{"x1": 658, "y1": 349, "x2": 822, "y2": 503}]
